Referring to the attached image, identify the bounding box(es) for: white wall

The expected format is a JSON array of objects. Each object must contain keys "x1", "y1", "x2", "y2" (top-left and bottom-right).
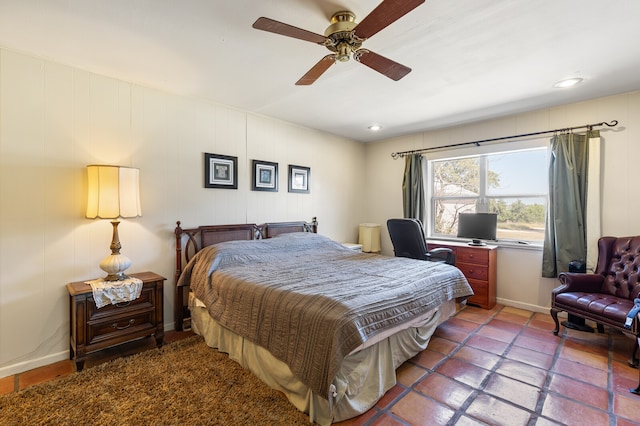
[
  {"x1": 0, "y1": 49, "x2": 366, "y2": 377},
  {"x1": 364, "y1": 90, "x2": 640, "y2": 312}
]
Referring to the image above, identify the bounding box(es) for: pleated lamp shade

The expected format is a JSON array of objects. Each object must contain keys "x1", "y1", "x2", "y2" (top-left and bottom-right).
[{"x1": 86, "y1": 165, "x2": 141, "y2": 219}]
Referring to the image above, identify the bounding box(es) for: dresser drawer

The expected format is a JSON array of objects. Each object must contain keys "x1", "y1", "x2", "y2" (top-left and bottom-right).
[
  {"x1": 87, "y1": 310, "x2": 156, "y2": 347},
  {"x1": 456, "y1": 247, "x2": 489, "y2": 265},
  {"x1": 457, "y1": 263, "x2": 488, "y2": 281},
  {"x1": 467, "y1": 279, "x2": 487, "y2": 306}
]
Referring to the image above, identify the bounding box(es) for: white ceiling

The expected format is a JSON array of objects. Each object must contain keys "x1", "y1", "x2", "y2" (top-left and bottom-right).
[{"x1": 0, "y1": 0, "x2": 639, "y2": 142}]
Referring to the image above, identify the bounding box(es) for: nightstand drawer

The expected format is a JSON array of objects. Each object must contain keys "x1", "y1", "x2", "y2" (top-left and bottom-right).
[
  {"x1": 87, "y1": 310, "x2": 156, "y2": 346},
  {"x1": 87, "y1": 286, "x2": 155, "y2": 320}
]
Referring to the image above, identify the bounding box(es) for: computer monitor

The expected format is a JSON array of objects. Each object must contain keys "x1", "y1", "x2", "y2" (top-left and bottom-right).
[{"x1": 457, "y1": 213, "x2": 497, "y2": 246}]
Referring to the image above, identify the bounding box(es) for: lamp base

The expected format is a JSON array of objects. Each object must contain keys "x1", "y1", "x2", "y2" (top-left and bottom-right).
[
  {"x1": 98, "y1": 220, "x2": 133, "y2": 281},
  {"x1": 99, "y1": 253, "x2": 132, "y2": 282}
]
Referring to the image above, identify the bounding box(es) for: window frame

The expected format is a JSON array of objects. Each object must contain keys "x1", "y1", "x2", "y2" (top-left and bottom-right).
[{"x1": 424, "y1": 138, "x2": 548, "y2": 246}]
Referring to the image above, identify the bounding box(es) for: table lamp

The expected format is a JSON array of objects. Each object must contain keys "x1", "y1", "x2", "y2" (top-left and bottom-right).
[
  {"x1": 86, "y1": 165, "x2": 142, "y2": 281},
  {"x1": 359, "y1": 223, "x2": 381, "y2": 253}
]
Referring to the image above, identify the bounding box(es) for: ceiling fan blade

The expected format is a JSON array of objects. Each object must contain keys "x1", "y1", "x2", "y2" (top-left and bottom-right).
[
  {"x1": 355, "y1": 50, "x2": 411, "y2": 81},
  {"x1": 252, "y1": 17, "x2": 328, "y2": 44},
  {"x1": 353, "y1": 0, "x2": 425, "y2": 39},
  {"x1": 296, "y1": 55, "x2": 336, "y2": 85}
]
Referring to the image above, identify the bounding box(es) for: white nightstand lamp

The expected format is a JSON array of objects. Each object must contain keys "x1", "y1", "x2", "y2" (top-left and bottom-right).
[{"x1": 358, "y1": 223, "x2": 381, "y2": 253}]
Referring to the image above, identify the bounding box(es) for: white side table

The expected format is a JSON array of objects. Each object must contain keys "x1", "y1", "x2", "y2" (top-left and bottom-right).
[{"x1": 342, "y1": 243, "x2": 363, "y2": 252}]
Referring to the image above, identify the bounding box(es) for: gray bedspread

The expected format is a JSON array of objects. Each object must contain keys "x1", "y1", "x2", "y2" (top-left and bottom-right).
[{"x1": 178, "y1": 232, "x2": 472, "y2": 399}]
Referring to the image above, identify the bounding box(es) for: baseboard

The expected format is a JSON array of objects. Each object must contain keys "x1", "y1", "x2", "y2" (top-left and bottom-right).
[
  {"x1": 2, "y1": 325, "x2": 176, "y2": 379},
  {"x1": 496, "y1": 297, "x2": 567, "y2": 318},
  {"x1": 0, "y1": 351, "x2": 69, "y2": 379}
]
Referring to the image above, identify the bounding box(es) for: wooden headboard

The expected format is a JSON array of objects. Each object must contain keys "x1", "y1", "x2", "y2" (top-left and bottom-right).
[{"x1": 173, "y1": 217, "x2": 318, "y2": 331}]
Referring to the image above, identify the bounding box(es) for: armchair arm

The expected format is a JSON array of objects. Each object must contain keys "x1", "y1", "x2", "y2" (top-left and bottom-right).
[{"x1": 553, "y1": 272, "x2": 604, "y2": 295}]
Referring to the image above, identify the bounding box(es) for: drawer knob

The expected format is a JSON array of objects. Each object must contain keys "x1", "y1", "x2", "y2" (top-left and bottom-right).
[{"x1": 112, "y1": 319, "x2": 135, "y2": 330}]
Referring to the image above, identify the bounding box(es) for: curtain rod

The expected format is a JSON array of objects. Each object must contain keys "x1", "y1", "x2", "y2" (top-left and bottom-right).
[{"x1": 390, "y1": 120, "x2": 618, "y2": 159}]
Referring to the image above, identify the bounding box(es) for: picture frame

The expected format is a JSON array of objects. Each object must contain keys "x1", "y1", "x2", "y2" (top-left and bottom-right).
[
  {"x1": 204, "y1": 153, "x2": 238, "y2": 189},
  {"x1": 288, "y1": 165, "x2": 310, "y2": 194},
  {"x1": 251, "y1": 160, "x2": 278, "y2": 192}
]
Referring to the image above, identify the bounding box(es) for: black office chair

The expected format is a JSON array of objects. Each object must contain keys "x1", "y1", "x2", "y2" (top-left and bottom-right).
[{"x1": 387, "y1": 218, "x2": 455, "y2": 265}]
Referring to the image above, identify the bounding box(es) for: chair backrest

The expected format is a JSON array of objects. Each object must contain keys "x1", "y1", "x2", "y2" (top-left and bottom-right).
[
  {"x1": 597, "y1": 236, "x2": 640, "y2": 300},
  {"x1": 387, "y1": 218, "x2": 428, "y2": 260}
]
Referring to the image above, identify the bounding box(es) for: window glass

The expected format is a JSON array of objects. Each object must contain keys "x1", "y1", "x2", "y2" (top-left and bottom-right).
[
  {"x1": 487, "y1": 150, "x2": 548, "y2": 196},
  {"x1": 429, "y1": 147, "x2": 547, "y2": 243}
]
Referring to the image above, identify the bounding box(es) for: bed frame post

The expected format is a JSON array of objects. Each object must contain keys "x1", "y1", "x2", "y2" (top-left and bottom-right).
[
  {"x1": 174, "y1": 221, "x2": 185, "y2": 331},
  {"x1": 311, "y1": 217, "x2": 318, "y2": 233}
]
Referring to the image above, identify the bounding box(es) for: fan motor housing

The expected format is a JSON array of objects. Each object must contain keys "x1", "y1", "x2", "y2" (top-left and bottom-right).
[
  {"x1": 324, "y1": 11, "x2": 357, "y2": 36},
  {"x1": 324, "y1": 11, "x2": 362, "y2": 61}
]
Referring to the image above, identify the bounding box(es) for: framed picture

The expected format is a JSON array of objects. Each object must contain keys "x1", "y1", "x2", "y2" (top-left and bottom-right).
[
  {"x1": 288, "y1": 165, "x2": 310, "y2": 193},
  {"x1": 204, "y1": 153, "x2": 238, "y2": 189},
  {"x1": 252, "y1": 160, "x2": 278, "y2": 192}
]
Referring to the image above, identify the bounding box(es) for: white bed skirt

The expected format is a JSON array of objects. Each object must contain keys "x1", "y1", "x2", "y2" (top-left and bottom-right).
[{"x1": 189, "y1": 294, "x2": 456, "y2": 425}]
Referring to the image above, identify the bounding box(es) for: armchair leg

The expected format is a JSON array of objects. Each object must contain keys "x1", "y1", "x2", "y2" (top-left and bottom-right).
[
  {"x1": 633, "y1": 341, "x2": 640, "y2": 395},
  {"x1": 630, "y1": 339, "x2": 639, "y2": 368},
  {"x1": 550, "y1": 308, "x2": 560, "y2": 336}
]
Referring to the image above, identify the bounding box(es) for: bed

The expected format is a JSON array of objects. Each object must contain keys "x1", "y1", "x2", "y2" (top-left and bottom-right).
[{"x1": 174, "y1": 218, "x2": 473, "y2": 424}]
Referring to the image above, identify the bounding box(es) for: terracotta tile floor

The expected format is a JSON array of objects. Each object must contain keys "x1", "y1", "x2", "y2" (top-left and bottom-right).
[
  {"x1": 335, "y1": 305, "x2": 640, "y2": 426},
  {"x1": 2, "y1": 305, "x2": 639, "y2": 425}
]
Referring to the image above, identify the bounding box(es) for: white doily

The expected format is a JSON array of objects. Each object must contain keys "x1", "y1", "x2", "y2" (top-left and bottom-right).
[{"x1": 86, "y1": 276, "x2": 143, "y2": 309}]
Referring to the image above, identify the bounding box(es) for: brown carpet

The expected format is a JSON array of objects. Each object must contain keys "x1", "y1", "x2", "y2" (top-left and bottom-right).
[{"x1": 0, "y1": 336, "x2": 310, "y2": 425}]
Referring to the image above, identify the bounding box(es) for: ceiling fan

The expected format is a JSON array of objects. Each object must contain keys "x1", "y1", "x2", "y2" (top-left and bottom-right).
[{"x1": 252, "y1": 0, "x2": 425, "y2": 85}]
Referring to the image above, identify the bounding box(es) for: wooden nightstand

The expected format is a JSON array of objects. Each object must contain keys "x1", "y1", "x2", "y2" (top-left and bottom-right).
[{"x1": 67, "y1": 271, "x2": 165, "y2": 371}]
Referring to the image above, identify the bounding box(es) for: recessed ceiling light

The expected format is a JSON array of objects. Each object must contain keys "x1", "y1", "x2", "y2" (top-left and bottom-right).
[
  {"x1": 553, "y1": 77, "x2": 583, "y2": 88},
  {"x1": 368, "y1": 124, "x2": 382, "y2": 131}
]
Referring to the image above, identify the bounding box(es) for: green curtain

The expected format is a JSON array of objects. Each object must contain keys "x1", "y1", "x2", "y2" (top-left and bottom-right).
[
  {"x1": 402, "y1": 154, "x2": 424, "y2": 220},
  {"x1": 542, "y1": 131, "x2": 598, "y2": 277}
]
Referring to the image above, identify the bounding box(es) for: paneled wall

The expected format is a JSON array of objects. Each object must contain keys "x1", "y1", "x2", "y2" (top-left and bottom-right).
[
  {"x1": 364, "y1": 90, "x2": 640, "y2": 311},
  {"x1": 0, "y1": 49, "x2": 366, "y2": 376}
]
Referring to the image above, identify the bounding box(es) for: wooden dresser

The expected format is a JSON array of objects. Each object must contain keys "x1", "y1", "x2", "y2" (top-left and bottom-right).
[
  {"x1": 427, "y1": 240, "x2": 497, "y2": 309},
  {"x1": 67, "y1": 271, "x2": 165, "y2": 370}
]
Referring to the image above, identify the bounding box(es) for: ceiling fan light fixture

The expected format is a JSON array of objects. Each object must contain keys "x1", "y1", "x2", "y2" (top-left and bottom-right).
[
  {"x1": 335, "y1": 42, "x2": 351, "y2": 62},
  {"x1": 553, "y1": 77, "x2": 583, "y2": 88}
]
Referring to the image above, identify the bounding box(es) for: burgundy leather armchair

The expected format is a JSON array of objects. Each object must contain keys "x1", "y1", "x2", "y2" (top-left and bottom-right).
[{"x1": 551, "y1": 236, "x2": 640, "y2": 368}]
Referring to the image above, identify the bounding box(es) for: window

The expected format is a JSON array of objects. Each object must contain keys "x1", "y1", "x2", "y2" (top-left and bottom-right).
[{"x1": 428, "y1": 146, "x2": 548, "y2": 243}]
